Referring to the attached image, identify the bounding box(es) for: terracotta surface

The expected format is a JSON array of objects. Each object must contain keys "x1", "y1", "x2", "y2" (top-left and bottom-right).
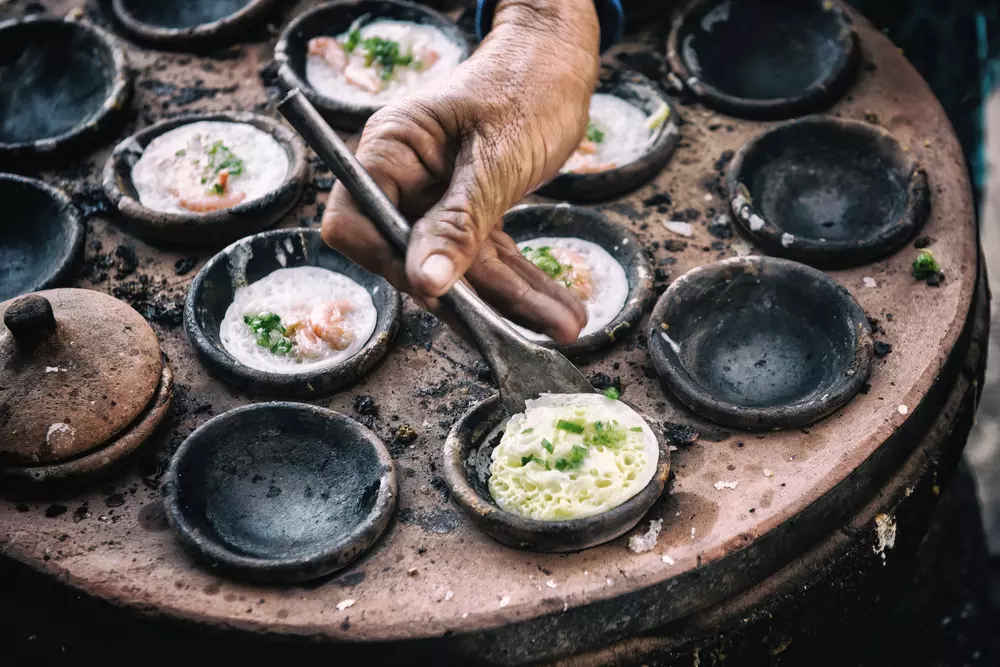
[
  {"x1": 0, "y1": 289, "x2": 163, "y2": 465},
  {"x1": 0, "y1": 0, "x2": 981, "y2": 662}
]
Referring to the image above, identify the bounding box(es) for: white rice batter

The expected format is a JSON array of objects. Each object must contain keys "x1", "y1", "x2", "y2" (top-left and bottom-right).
[
  {"x1": 305, "y1": 19, "x2": 463, "y2": 105},
  {"x1": 131, "y1": 121, "x2": 289, "y2": 215},
  {"x1": 562, "y1": 94, "x2": 659, "y2": 174},
  {"x1": 220, "y1": 266, "x2": 378, "y2": 374},
  {"x1": 508, "y1": 237, "x2": 629, "y2": 342},
  {"x1": 489, "y1": 393, "x2": 659, "y2": 521}
]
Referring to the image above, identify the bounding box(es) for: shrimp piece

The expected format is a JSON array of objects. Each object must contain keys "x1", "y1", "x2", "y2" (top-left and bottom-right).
[
  {"x1": 308, "y1": 37, "x2": 348, "y2": 72},
  {"x1": 568, "y1": 161, "x2": 618, "y2": 175},
  {"x1": 344, "y1": 62, "x2": 384, "y2": 93},
  {"x1": 576, "y1": 140, "x2": 599, "y2": 156},
  {"x1": 550, "y1": 248, "x2": 594, "y2": 301},
  {"x1": 285, "y1": 319, "x2": 322, "y2": 358},
  {"x1": 308, "y1": 301, "x2": 356, "y2": 351},
  {"x1": 416, "y1": 48, "x2": 439, "y2": 69},
  {"x1": 178, "y1": 190, "x2": 247, "y2": 213}
]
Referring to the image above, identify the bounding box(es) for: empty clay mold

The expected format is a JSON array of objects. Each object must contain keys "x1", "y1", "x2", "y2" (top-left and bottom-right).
[
  {"x1": 667, "y1": 0, "x2": 859, "y2": 119},
  {"x1": 100, "y1": 0, "x2": 281, "y2": 49},
  {"x1": 727, "y1": 116, "x2": 930, "y2": 267},
  {"x1": 0, "y1": 15, "x2": 131, "y2": 166},
  {"x1": 164, "y1": 402, "x2": 397, "y2": 583},
  {"x1": 648, "y1": 256, "x2": 873, "y2": 430},
  {"x1": 0, "y1": 175, "x2": 84, "y2": 303}
]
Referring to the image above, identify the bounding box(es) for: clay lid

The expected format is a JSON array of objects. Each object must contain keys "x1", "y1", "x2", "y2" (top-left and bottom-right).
[{"x1": 0, "y1": 289, "x2": 163, "y2": 466}]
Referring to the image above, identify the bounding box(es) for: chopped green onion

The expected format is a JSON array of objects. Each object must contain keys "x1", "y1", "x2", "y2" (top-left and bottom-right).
[
  {"x1": 912, "y1": 249, "x2": 939, "y2": 280},
  {"x1": 556, "y1": 419, "x2": 586, "y2": 434},
  {"x1": 344, "y1": 25, "x2": 362, "y2": 53},
  {"x1": 645, "y1": 104, "x2": 671, "y2": 131},
  {"x1": 522, "y1": 246, "x2": 567, "y2": 281},
  {"x1": 175, "y1": 149, "x2": 186, "y2": 157},
  {"x1": 586, "y1": 121, "x2": 605, "y2": 144},
  {"x1": 555, "y1": 444, "x2": 589, "y2": 471},
  {"x1": 243, "y1": 313, "x2": 296, "y2": 355},
  {"x1": 629, "y1": 426, "x2": 644, "y2": 433},
  {"x1": 602, "y1": 386, "x2": 620, "y2": 400},
  {"x1": 542, "y1": 438, "x2": 554, "y2": 453}
]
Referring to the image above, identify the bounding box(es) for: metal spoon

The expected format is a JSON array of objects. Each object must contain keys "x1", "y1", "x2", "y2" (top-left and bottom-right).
[{"x1": 277, "y1": 89, "x2": 594, "y2": 415}]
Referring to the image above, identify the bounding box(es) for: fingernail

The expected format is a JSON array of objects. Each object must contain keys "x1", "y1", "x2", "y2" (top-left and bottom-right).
[{"x1": 420, "y1": 255, "x2": 455, "y2": 292}]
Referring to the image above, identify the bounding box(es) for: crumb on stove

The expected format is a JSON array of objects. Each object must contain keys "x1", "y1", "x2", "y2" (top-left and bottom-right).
[
  {"x1": 714, "y1": 480, "x2": 739, "y2": 491},
  {"x1": 628, "y1": 519, "x2": 663, "y2": 553}
]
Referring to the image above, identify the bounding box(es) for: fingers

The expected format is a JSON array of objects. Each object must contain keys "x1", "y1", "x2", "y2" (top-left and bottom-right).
[
  {"x1": 403, "y1": 144, "x2": 492, "y2": 298},
  {"x1": 465, "y1": 232, "x2": 588, "y2": 345},
  {"x1": 321, "y1": 125, "x2": 432, "y2": 293}
]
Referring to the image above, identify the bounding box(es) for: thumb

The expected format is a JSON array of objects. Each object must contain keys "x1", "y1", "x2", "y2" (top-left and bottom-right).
[{"x1": 405, "y1": 149, "x2": 508, "y2": 299}]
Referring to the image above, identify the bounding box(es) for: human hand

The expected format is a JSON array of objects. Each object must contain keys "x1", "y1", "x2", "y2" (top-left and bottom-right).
[{"x1": 321, "y1": 0, "x2": 601, "y2": 344}]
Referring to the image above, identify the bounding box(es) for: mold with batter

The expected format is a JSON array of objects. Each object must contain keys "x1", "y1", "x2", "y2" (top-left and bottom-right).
[
  {"x1": 185, "y1": 228, "x2": 401, "y2": 397},
  {"x1": 501, "y1": 205, "x2": 654, "y2": 357},
  {"x1": 104, "y1": 113, "x2": 309, "y2": 246},
  {"x1": 275, "y1": 0, "x2": 470, "y2": 129},
  {"x1": 444, "y1": 393, "x2": 670, "y2": 552},
  {"x1": 539, "y1": 66, "x2": 679, "y2": 202}
]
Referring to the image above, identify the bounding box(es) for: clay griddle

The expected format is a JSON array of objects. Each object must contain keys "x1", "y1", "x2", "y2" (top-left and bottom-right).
[
  {"x1": 443, "y1": 394, "x2": 670, "y2": 552},
  {"x1": 0, "y1": 15, "x2": 131, "y2": 165},
  {"x1": 502, "y1": 204, "x2": 653, "y2": 357},
  {"x1": 102, "y1": 0, "x2": 281, "y2": 49},
  {"x1": 274, "y1": 0, "x2": 472, "y2": 130},
  {"x1": 0, "y1": 174, "x2": 84, "y2": 303},
  {"x1": 0, "y1": 1, "x2": 982, "y2": 664},
  {"x1": 667, "y1": 0, "x2": 859, "y2": 119},
  {"x1": 184, "y1": 228, "x2": 402, "y2": 397},
  {"x1": 727, "y1": 116, "x2": 930, "y2": 268},
  {"x1": 648, "y1": 256, "x2": 873, "y2": 430},
  {"x1": 164, "y1": 402, "x2": 397, "y2": 583},
  {"x1": 537, "y1": 65, "x2": 680, "y2": 202},
  {"x1": 102, "y1": 111, "x2": 310, "y2": 247}
]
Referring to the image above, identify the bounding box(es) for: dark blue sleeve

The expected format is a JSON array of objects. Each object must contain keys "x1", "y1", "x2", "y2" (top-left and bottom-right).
[{"x1": 475, "y1": 0, "x2": 624, "y2": 53}]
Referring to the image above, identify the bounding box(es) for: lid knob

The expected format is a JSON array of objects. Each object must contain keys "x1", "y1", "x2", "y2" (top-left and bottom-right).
[{"x1": 4, "y1": 295, "x2": 56, "y2": 343}]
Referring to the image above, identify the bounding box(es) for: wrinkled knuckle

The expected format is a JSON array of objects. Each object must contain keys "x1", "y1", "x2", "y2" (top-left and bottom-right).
[{"x1": 431, "y1": 207, "x2": 480, "y2": 248}]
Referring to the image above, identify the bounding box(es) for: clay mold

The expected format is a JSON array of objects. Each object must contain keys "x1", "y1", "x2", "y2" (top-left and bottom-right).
[
  {"x1": 0, "y1": 290, "x2": 173, "y2": 486},
  {"x1": 274, "y1": 0, "x2": 471, "y2": 130},
  {"x1": 502, "y1": 204, "x2": 653, "y2": 357},
  {"x1": 537, "y1": 66, "x2": 680, "y2": 202},
  {"x1": 0, "y1": 15, "x2": 132, "y2": 167},
  {"x1": 184, "y1": 228, "x2": 401, "y2": 397},
  {"x1": 103, "y1": 112, "x2": 310, "y2": 247},
  {"x1": 727, "y1": 116, "x2": 930, "y2": 268},
  {"x1": 648, "y1": 256, "x2": 873, "y2": 431},
  {"x1": 164, "y1": 402, "x2": 397, "y2": 583},
  {"x1": 667, "y1": 0, "x2": 859, "y2": 119},
  {"x1": 443, "y1": 394, "x2": 670, "y2": 552},
  {"x1": 0, "y1": 175, "x2": 84, "y2": 303},
  {"x1": 100, "y1": 0, "x2": 281, "y2": 49}
]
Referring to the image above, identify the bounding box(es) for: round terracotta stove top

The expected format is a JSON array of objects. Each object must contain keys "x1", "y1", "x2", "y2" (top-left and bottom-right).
[{"x1": 0, "y1": 2, "x2": 986, "y2": 665}]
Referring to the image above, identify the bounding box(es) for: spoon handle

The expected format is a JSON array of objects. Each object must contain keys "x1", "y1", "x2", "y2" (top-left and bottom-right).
[{"x1": 277, "y1": 89, "x2": 540, "y2": 406}]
